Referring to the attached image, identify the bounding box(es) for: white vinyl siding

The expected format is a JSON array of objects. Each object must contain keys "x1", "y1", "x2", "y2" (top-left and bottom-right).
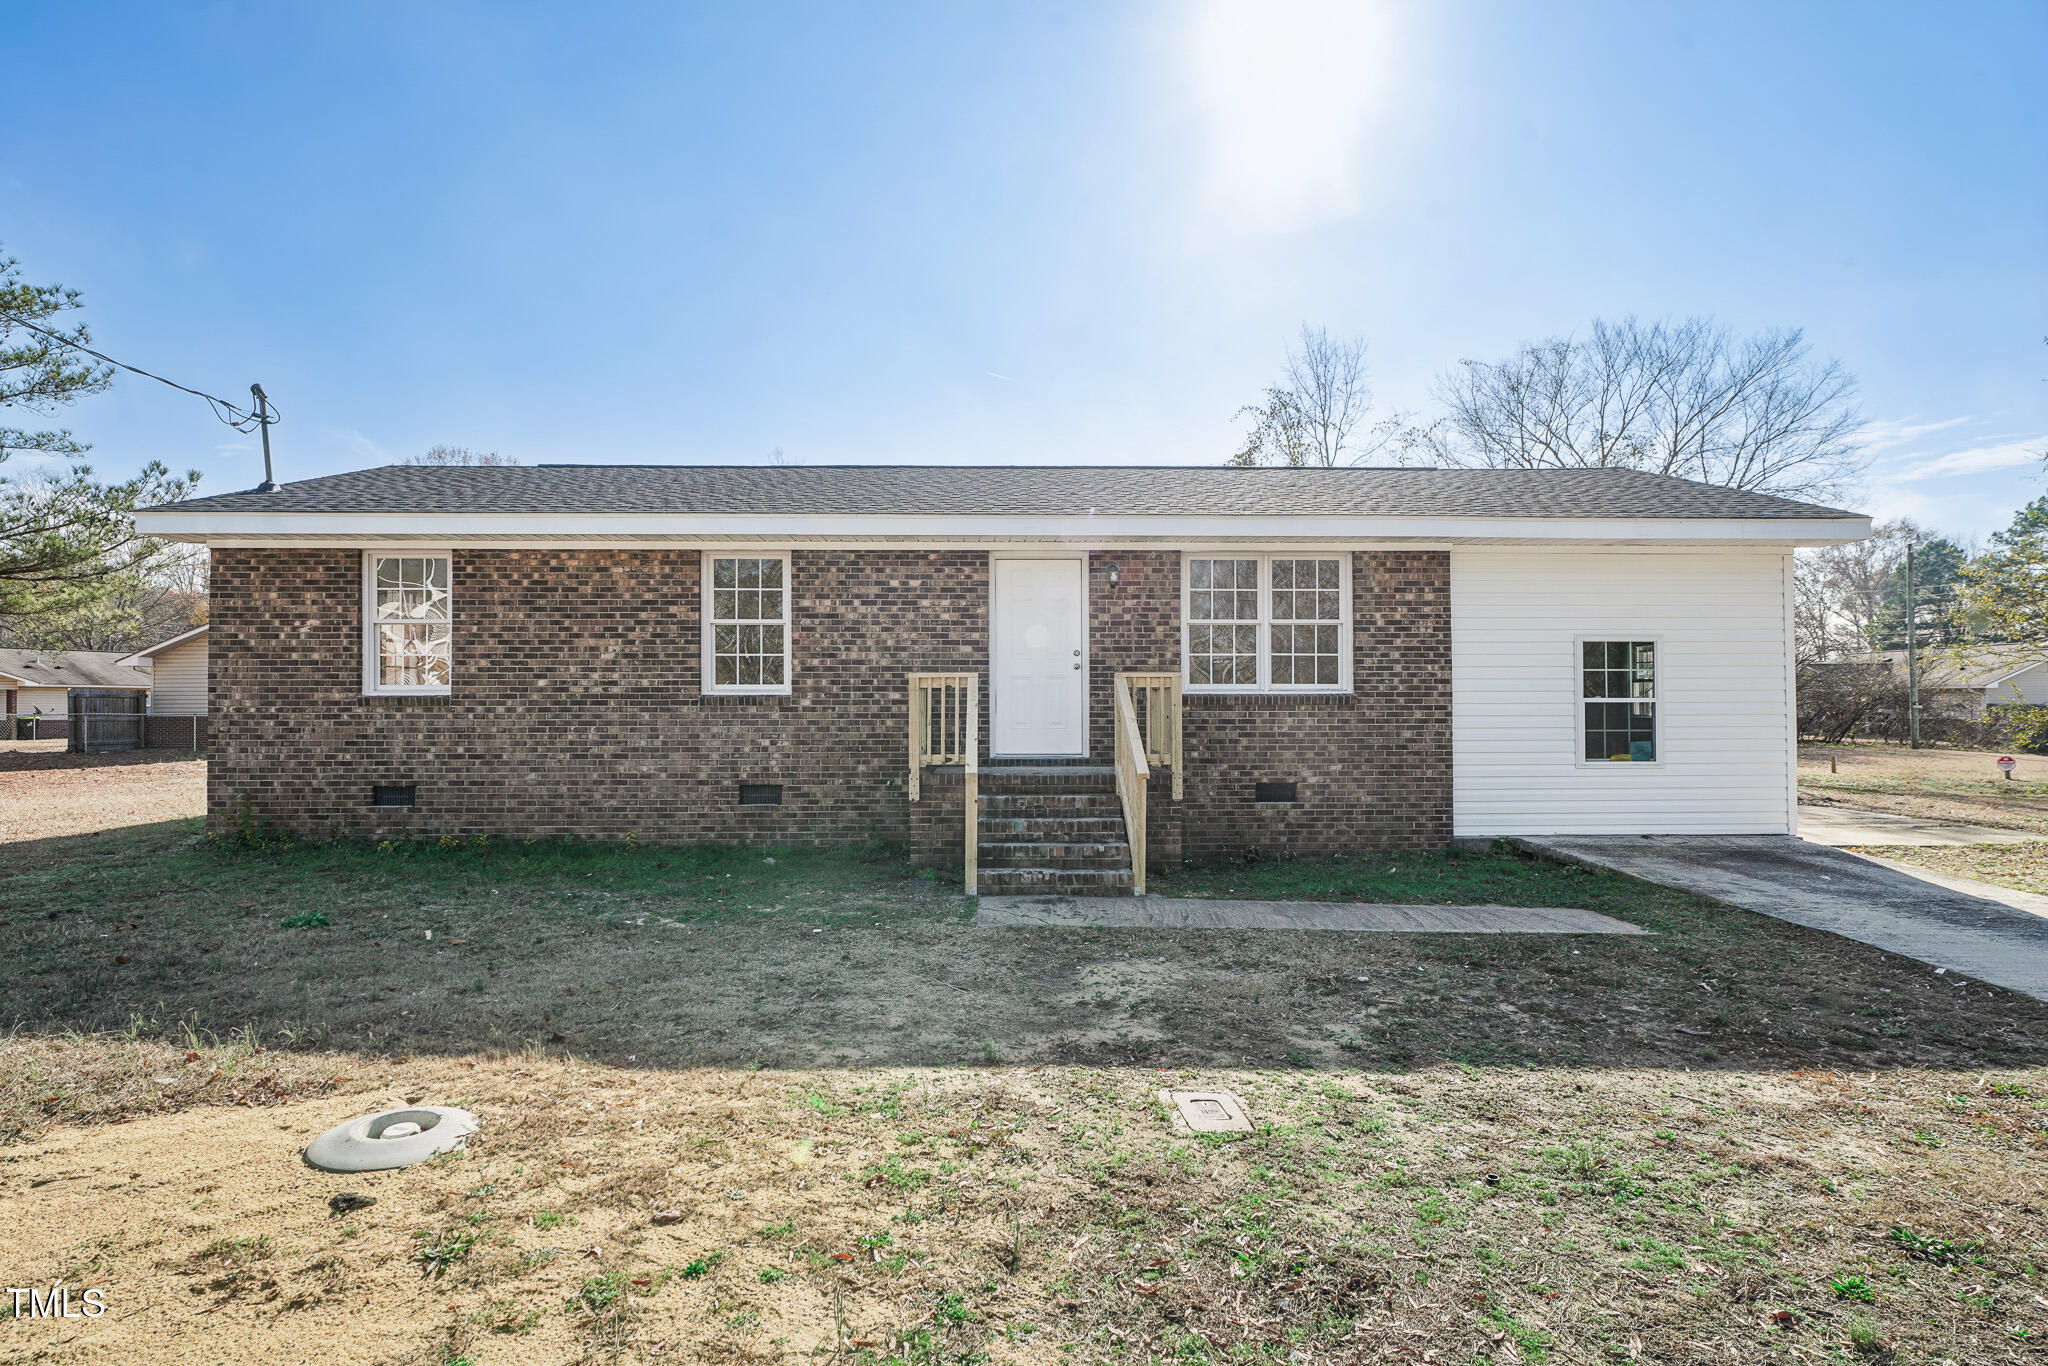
[
  {"x1": 1452, "y1": 546, "x2": 1796, "y2": 836},
  {"x1": 145, "y1": 635, "x2": 208, "y2": 715},
  {"x1": 1995, "y1": 663, "x2": 2048, "y2": 706},
  {"x1": 12, "y1": 686, "x2": 69, "y2": 719}
]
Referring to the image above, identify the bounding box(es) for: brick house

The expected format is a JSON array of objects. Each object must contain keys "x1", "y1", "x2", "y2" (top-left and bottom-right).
[{"x1": 137, "y1": 465, "x2": 1869, "y2": 894}]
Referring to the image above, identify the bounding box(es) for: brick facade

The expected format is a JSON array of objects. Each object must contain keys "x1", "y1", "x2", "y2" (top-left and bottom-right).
[
  {"x1": 208, "y1": 546, "x2": 1451, "y2": 858},
  {"x1": 1085, "y1": 549, "x2": 1452, "y2": 859}
]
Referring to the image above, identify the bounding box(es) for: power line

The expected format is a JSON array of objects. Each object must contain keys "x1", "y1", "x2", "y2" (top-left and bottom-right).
[{"x1": 0, "y1": 309, "x2": 276, "y2": 433}]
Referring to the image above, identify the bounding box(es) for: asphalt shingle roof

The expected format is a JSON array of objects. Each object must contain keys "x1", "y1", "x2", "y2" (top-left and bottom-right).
[
  {"x1": 0, "y1": 648, "x2": 153, "y2": 690},
  {"x1": 147, "y1": 464, "x2": 1863, "y2": 521}
]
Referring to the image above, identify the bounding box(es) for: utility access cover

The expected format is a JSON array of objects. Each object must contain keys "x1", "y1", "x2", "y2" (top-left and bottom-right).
[{"x1": 1158, "y1": 1089, "x2": 1253, "y2": 1134}]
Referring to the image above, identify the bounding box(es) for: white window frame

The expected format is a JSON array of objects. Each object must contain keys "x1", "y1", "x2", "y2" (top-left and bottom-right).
[
  {"x1": 701, "y1": 549, "x2": 794, "y2": 696},
  {"x1": 1573, "y1": 635, "x2": 1663, "y2": 768},
  {"x1": 361, "y1": 550, "x2": 454, "y2": 697},
  {"x1": 1180, "y1": 551, "x2": 1352, "y2": 695}
]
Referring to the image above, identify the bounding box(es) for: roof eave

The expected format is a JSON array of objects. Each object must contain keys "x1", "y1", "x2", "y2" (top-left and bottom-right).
[
  {"x1": 115, "y1": 624, "x2": 211, "y2": 665},
  {"x1": 134, "y1": 510, "x2": 1874, "y2": 547}
]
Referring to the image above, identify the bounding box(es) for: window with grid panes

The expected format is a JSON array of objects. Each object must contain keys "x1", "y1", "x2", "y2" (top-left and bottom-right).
[
  {"x1": 363, "y1": 554, "x2": 451, "y2": 693},
  {"x1": 705, "y1": 554, "x2": 790, "y2": 692},
  {"x1": 1186, "y1": 557, "x2": 1260, "y2": 686},
  {"x1": 1184, "y1": 554, "x2": 1348, "y2": 691},
  {"x1": 1268, "y1": 557, "x2": 1343, "y2": 686},
  {"x1": 1582, "y1": 640, "x2": 1657, "y2": 761}
]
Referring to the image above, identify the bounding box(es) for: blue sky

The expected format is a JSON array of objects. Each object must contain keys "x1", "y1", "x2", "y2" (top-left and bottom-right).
[{"x1": 8, "y1": 1, "x2": 2044, "y2": 540}]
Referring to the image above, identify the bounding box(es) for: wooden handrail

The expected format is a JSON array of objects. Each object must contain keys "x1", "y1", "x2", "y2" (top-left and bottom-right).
[
  {"x1": 1112, "y1": 676, "x2": 1150, "y2": 896},
  {"x1": 1116, "y1": 672, "x2": 1182, "y2": 800},
  {"x1": 907, "y1": 673, "x2": 979, "y2": 895}
]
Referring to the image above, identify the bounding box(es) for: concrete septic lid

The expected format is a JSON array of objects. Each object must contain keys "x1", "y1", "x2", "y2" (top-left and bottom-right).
[
  {"x1": 1158, "y1": 1089, "x2": 1254, "y2": 1135},
  {"x1": 304, "y1": 1106, "x2": 480, "y2": 1173}
]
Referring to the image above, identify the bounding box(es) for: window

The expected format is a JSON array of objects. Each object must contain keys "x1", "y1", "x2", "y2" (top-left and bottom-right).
[
  {"x1": 1187, "y1": 557, "x2": 1259, "y2": 686},
  {"x1": 703, "y1": 552, "x2": 791, "y2": 694},
  {"x1": 1183, "y1": 554, "x2": 1349, "y2": 692},
  {"x1": 1581, "y1": 640, "x2": 1657, "y2": 762},
  {"x1": 363, "y1": 553, "x2": 451, "y2": 694}
]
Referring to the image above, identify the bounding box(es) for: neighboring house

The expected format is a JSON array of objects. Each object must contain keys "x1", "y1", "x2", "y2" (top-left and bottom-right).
[
  {"x1": 1829, "y1": 645, "x2": 2048, "y2": 719},
  {"x1": 136, "y1": 464, "x2": 1870, "y2": 891},
  {"x1": 0, "y1": 648, "x2": 155, "y2": 741},
  {"x1": 1899, "y1": 646, "x2": 2048, "y2": 717},
  {"x1": 117, "y1": 625, "x2": 212, "y2": 749}
]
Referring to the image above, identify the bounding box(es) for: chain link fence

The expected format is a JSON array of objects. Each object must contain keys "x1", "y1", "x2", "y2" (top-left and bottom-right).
[{"x1": 5, "y1": 712, "x2": 208, "y2": 753}]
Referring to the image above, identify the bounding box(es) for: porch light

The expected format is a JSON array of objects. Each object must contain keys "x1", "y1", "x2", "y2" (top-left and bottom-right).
[{"x1": 1106, "y1": 562, "x2": 1121, "y2": 586}]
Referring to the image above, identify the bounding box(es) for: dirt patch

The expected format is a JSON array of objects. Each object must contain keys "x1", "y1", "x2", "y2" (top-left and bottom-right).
[
  {"x1": 2, "y1": 1050, "x2": 2042, "y2": 1363},
  {"x1": 0, "y1": 747, "x2": 205, "y2": 854},
  {"x1": 1854, "y1": 842, "x2": 2048, "y2": 898},
  {"x1": 1801, "y1": 741, "x2": 2048, "y2": 833}
]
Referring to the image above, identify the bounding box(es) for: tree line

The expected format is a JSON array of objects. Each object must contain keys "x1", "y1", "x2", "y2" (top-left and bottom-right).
[
  {"x1": 1795, "y1": 502, "x2": 2048, "y2": 662},
  {"x1": 1238, "y1": 320, "x2": 2045, "y2": 658}
]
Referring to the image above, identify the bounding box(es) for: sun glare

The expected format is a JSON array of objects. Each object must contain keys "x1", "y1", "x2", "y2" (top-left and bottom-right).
[{"x1": 1182, "y1": 0, "x2": 1408, "y2": 236}]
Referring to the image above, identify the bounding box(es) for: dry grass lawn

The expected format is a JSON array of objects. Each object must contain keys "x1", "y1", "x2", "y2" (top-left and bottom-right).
[
  {"x1": 0, "y1": 742, "x2": 206, "y2": 848},
  {"x1": 5, "y1": 1041, "x2": 2045, "y2": 1365},
  {"x1": 1851, "y1": 842, "x2": 2048, "y2": 899},
  {"x1": 5, "y1": 759, "x2": 2048, "y2": 1361},
  {"x1": 1800, "y1": 741, "x2": 2048, "y2": 833}
]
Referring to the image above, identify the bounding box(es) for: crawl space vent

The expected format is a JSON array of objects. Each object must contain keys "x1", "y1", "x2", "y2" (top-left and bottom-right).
[
  {"x1": 738, "y1": 783, "x2": 783, "y2": 807},
  {"x1": 371, "y1": 784, "x2": 416, "y2": 809},
  {"x1": 1254, "y1": 781, "x2": 1298, "y2": 805}
]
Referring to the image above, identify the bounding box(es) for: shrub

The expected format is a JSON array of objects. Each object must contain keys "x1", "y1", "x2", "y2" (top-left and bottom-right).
[{"x1": 1994, "y1": 703, "x2": 2048, "y2": 756}]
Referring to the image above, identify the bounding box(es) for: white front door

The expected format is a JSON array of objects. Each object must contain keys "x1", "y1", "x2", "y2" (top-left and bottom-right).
[{"x1": 992, "y1": 556, "x2": 1087, "y2": 756}]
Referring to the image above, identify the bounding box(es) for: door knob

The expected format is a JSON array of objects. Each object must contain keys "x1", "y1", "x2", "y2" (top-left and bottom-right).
[{"x1": 1073, "y1": 662, "x2": 1081, "y2": 670}]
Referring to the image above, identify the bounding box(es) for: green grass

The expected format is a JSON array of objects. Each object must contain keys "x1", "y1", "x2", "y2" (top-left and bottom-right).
[
  {"x1": 413, "y1": 1228, "x2": 484, "y2": 1277},
  {"x1": 8, "y1": 822, "x2": 2048, "y2": 1093},
  {"x1": 1151, "y1": 841, "x2": 1591, "y2": 907},
  {"x1": 104, "y1": 820, "x2": 923, "y2": 919}
]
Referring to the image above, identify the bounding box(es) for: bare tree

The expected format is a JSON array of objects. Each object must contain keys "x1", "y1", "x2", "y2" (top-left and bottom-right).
[
  {"x1": 1793, "y1": 520, "x2": 1932, "y2": 660},
  {"x1": 1418, "y1": 316, "x2": 1864, "y2": 499},
  {"x1": 405, "y1": 444, "x2": 517, "y2": 467},
  {"x1": 1232, "y1": 326, "x2": 1393, "y2": 467}
]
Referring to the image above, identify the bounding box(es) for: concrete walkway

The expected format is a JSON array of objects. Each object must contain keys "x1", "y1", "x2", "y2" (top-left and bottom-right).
[
  {"x1": 1521, "y1": 835, "x2": 2048, "y2": 1002},
  {"x1": 1798, "y1": 806, "x2": 2045, "y2": 847},
  {"x1": 977, "y1": 895, "x2": 1647, "y2": 934}
]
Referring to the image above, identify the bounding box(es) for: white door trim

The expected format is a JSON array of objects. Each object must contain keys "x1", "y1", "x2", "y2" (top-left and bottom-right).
[{"x1": 988, "y1": 551, "x2": 1090, "y2": 758}]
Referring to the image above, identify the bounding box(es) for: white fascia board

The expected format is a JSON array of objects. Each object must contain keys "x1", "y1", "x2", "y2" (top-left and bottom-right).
[
  {"x1": 114, "y1": 623, "x2": 210, "y2": 665},
  {"x1": 135, "y1": 510, "x2": 1873, "y2": 547}
]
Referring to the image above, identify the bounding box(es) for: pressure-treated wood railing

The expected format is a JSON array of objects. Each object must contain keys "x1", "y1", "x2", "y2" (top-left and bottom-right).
[
  {"x1": 1112, "y1": 678, "x2": 1149, "y2": 895},
  {"x1": 1111, "y1": 672, "x2": 1182, "y2": 896},
  {"x1": 907, "y1": 673, "x2": 979, "y2": 894},
  {"x1": 1116, "y1": 672, "x2": 1183, "y2": 800}
]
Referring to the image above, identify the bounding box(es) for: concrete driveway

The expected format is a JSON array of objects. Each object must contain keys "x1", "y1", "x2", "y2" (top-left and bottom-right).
[
  {"x1": 1522, "y1": 834, "x2": 2048, "y2": 1002},
  {"x1": 1798, "y1": 806, "x2": 2045, "y2": 847}
]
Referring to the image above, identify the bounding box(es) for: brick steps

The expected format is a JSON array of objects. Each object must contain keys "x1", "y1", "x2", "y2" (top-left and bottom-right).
[
  {"x1": 979, "y1": 840, "x2": 1130, "y2": 869},
  {"x1": 979, "y1": 815, "x2": 1126, "y2": 839},
  {"x1": 975, "y1": 770, "x2": 1133, "y2": 897},
  {"x1": 979, "y1": 865, "x2": 1134, "y2": 896}
]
